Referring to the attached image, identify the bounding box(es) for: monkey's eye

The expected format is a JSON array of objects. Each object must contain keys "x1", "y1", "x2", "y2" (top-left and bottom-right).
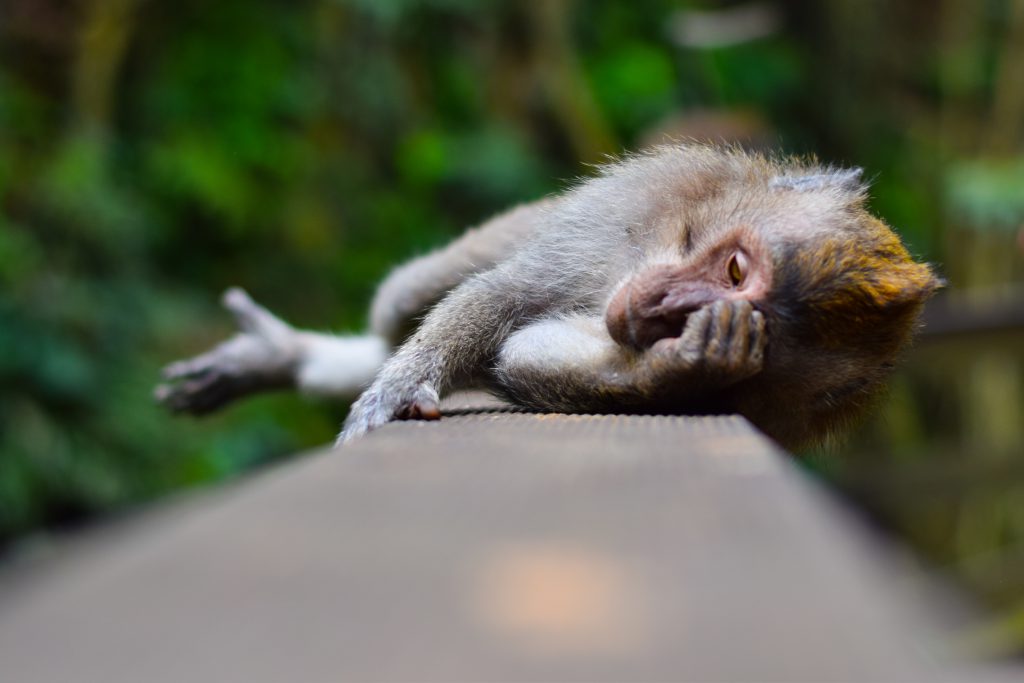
[{"x1": 728, "y1": 252, "x2": 745, "y2": 286}]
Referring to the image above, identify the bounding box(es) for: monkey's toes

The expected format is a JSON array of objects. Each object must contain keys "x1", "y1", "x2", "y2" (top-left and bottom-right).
[
  {"x1": 154, "y1": 371, "x2": 231, "y2": 415},
  {"x1": 397, "y1": 398, "x2": 441, "y2": 421},
  {"x1": 221, "y1": 286, "x2": 253, "y2": 312},
  {"x1": 162, "y1": 355, "x2": 216, "y2": 381},
  {"x1": 221, "y1": 287, "x2": 295, "y2": 343}
]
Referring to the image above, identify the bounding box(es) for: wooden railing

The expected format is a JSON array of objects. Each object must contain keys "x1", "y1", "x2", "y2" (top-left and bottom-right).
[{"x1": 0, "y1": 396, "x2": 1015, "y2": 682}]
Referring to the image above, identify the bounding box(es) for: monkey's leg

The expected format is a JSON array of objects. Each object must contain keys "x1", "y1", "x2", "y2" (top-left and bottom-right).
[
  {"x1": 494, "y1": 301, "x2": 767, "y2": 414},
  {"x1": 156, "y1": 288, "x2": 387, "y2": 415},
  {"x1": 369, "y1": 200, "x2": 551, "y2": 344}
]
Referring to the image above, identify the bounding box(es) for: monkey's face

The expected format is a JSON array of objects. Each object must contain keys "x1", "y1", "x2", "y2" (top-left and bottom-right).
[{"x1": 604, "y1": 227, "x2": 773, "y2": 350}]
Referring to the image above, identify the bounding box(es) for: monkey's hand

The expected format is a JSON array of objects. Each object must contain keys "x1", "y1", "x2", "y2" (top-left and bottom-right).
[
  {"x1": 336, "y1": 354, "x2": 442, "y2": 444},
  {"x1": 643, "y1": 299, "x2": 766, "y2": 390},
  {"x1": 155, "y1": 288, "x2": 305, "y2": 415},
  {"x1": 337, "y1": 270, "x2": 518, "y2": 444}
]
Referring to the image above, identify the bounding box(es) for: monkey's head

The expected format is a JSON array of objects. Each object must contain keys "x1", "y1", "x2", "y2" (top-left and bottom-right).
[{"x1": 603, "y1": 146, "x2": 943, "y2": 447}]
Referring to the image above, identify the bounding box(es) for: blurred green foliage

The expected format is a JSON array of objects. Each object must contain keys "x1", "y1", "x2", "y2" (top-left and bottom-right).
[
  {"x1": 947, "y1": 158, "x2": 1024, "y2": 231},
  {"x1": 1, "y1": 0, "x2": 1023, "y2": 650},
  {"x1": 0, "y1": 0, "x2": 803, "y2": 541}
]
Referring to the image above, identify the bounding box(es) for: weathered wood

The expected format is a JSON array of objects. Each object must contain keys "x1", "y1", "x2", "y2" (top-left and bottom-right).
[{"x1": 0, "y1": 407, "x2": 1007, "y2": 682}]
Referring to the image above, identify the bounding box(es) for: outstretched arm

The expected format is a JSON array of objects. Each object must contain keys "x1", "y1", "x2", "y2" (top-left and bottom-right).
[
  {"x1": 493, "y1": 300, "x2": 767, "y2": 414},
  {"x1": 156, "y1": 289, "x2": 386, "y2": 414}
]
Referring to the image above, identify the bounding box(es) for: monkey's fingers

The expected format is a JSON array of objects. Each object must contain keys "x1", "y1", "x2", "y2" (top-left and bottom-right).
[
  {"x1": 337, "y1": 381, "x2": 441, "y2": 445},
  {"x1": 702, "y1": 300, "x2": 743, "y2": 365},
  {"x1": 718, "y1": 301, "x2": 752, "y2": 363},
  {"x1": 671, "y1": 305, "x2": 714, "y2": 363},
  {"x1": 667, "y1": 300, "x2": 765, "y2": 381},
  {"x1": 716, "y1": 301, "x2": 765, "y2": 380},
  {"x1": 747, "y1": 310, "x2": 767, "y2": 368},
  {"x1": 222, "y1": 287, "x2": 295, "y2": 345}
]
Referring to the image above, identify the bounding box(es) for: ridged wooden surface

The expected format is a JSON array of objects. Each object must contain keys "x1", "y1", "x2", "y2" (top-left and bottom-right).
[{"x1": 0, "y1": 406, "x2": 1008, "y2": 682}]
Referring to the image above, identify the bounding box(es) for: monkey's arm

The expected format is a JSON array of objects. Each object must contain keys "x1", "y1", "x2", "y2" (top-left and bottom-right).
[
  {"x1": 494, "y1": 301, "x2": 767, "y2": 414},
  {"x1": 339, "y1": 268, "x2": 539, "y2": 442},
  {"x1": 155, "y1": 289, "x2": 386, "y2": 414}
]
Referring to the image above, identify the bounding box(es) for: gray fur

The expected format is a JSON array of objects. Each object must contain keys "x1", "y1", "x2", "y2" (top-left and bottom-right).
[
  {"x1": 158, "y1": 144, "x2": 933, "y2": 450},
  {"x1": 769, "y1": 167, "x2": 864, "y2": 192}
]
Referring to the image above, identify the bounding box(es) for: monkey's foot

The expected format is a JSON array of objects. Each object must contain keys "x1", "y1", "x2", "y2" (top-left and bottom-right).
[
  {"x1": 651, "y1": 299, "x2": 766, "y2": 384},
  {"x1": 155, "y1": 288, "x2": 304, "y2": 415},
  {"x1": 336, "y1": 381, "x2": 440, "y2": 445}
]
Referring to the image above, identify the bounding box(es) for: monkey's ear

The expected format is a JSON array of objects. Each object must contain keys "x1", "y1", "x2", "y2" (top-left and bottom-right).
[
  {"x1": 770, "y1": 167, "x2": 864, "y2": 192},
  {"x1": 869, "y1": 259, "x2": 945, "y2": 309}
]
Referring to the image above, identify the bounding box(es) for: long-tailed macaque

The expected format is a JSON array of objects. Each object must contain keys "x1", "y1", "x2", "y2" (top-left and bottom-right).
[{"x1": 156, "y1": 144, "x2": 942, "y2": 449}]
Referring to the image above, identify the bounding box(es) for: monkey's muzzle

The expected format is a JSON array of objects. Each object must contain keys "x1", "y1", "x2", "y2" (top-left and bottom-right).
[{"x1": 606, "y1": 265, "x2": 720, "y2": 350}]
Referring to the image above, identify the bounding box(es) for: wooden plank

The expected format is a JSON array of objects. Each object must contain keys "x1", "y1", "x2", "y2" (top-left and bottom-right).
[{"x1": 0, "y1": 409, "x2": 1004, "y2": 682}]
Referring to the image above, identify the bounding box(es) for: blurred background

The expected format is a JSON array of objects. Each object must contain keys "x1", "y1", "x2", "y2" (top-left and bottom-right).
[{"x1": 0, "y1": 0, "x2": 1022, "y2": 655}]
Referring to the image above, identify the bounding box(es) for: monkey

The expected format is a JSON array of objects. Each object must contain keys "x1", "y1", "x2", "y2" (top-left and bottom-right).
[{"x1": 155, "y1": 143, "x2": 943, "y2": 450}]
